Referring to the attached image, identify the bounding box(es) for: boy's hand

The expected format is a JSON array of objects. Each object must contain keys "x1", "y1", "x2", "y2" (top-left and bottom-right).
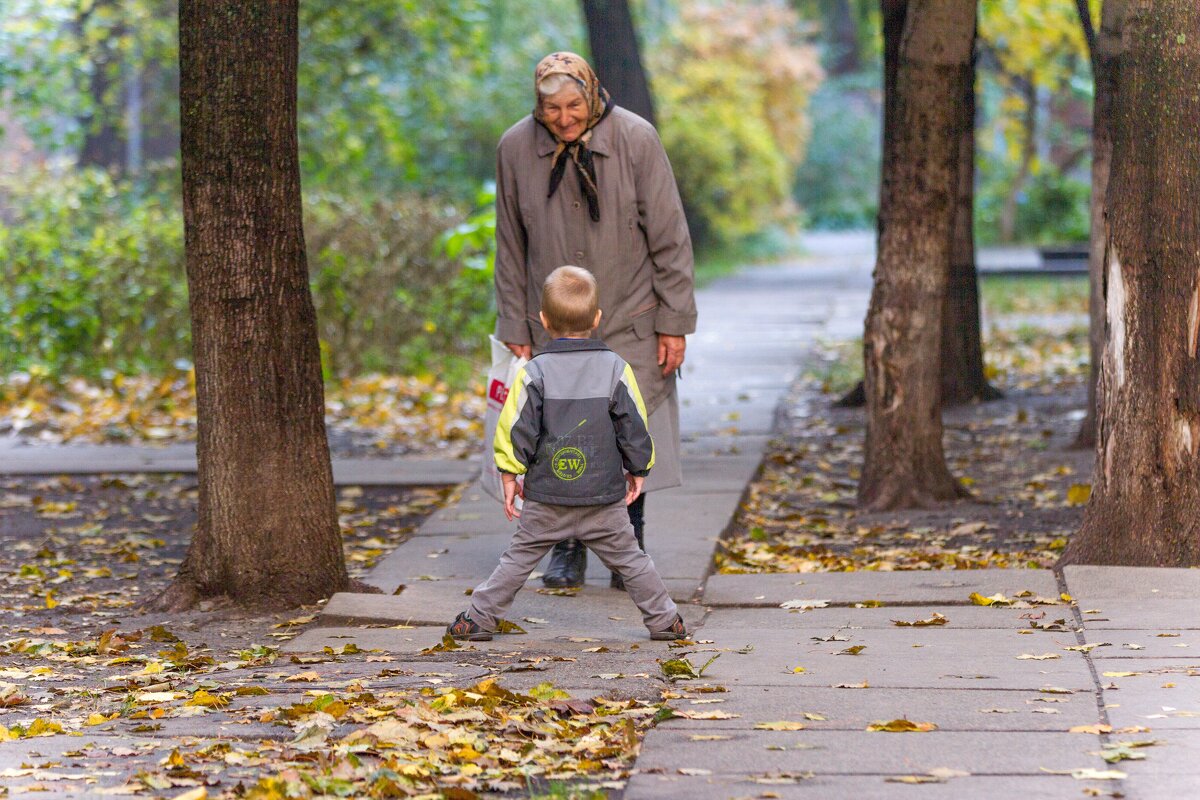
[
  {"x1": 624, "y1": 473, "x2": 644, "y2": 506},
  {"x1": 502, "y1": 473, "x2": 524, "y2": 521}
]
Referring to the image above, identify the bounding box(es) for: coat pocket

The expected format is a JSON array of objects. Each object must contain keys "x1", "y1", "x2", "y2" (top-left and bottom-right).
[{"x1": 632, "y1": 307, "x2": 657, "y2": 340}]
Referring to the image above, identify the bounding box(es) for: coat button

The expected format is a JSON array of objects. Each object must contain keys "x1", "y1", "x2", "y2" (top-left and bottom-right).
[
  {"x1": 572, "y1": 201, "x2": 581, "y2": 209},
  {"x1": 574, "y1": 251, "x2": 584, "y2": 260}
]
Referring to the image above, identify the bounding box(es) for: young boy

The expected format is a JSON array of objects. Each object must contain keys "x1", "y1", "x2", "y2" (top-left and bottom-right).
[{"x1": 448, "y1": 266, "x2": 687, "y2": 641}]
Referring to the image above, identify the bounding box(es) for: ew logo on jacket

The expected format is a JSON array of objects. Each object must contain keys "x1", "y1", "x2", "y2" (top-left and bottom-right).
[{"x1": 551, "y1": 447, "x2": 587, "y2": 481}]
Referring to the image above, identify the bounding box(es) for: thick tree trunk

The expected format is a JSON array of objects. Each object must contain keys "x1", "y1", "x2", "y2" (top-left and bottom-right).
[
  {"x1": 581, "y1": 0, "x2": 656, "y2": 126},
  {"x1": 1074, "y1": 0, "x2": 1129, "y2": 449},
  {"x1": 155, "y1": 0, "x2": 349, "y2": 610},
  {"x1": 834, "y1": 0, "x2": 907, "y2": 411},
  {"x1": 1062, "y1": 0, "x2": 1200, "y2": 566},
  {"x1": 940, "y1": 29, "x2": 1001, "y2": 406},
  {"x1": 858, "y1": 0, "x2": 974, "y2": 511}
]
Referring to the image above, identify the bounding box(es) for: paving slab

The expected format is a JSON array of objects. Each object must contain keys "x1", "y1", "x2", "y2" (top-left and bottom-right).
[
  {"x1": 290, "y1": 590, "x2": 709, "y2": 647},
  {"x1": 657, "y1": 685, "x2": 1098, "y2": 732},
  {"x1": 625, "y1": 773, "x2": 1087, "y2": 800},
  {"x1": 703, "y1": 570, "x2": 1060, "y2": 607},
  {"x1": 700, "y1": 605, "x2": 1059, "y2": 631},
  {"x1": 1080, "y1": 601, "x2": 1200, "y2": 630},
  {"x1": 1113, "y1": 730, "x2": 1200, "y2": 774},
  {"x1": 634, "y1": 729, "x2": 1104, "y2": 775},
  {"x1": 1064, "y1": 565, "x2": 1200, "y2": 604},
  {"x1": 692, "y1": 627, "x2": 1095, "y2": 691},
  {"x1": 1121, "y1": 773, "x2": 1200, "y2": 800},
  {"x1": 0, "y1": 440, "x2": 475, "y2": 485},
  {"x1": 1073, "y1": 631, "x2": 1200, "y2": 658},
  {"x1": 1103, "y1": 686, "x2": 1200, "y2": 731}
]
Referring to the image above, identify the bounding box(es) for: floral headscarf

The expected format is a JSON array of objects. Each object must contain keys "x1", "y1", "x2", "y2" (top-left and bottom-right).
[{"x1": 533, "y1": 52, "x2": 612, "y2": 222}]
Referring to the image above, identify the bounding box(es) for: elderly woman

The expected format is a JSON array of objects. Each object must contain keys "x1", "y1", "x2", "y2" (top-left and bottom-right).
[{"x1": 494, "y1": 52, "x2": 696, "y2": 589}]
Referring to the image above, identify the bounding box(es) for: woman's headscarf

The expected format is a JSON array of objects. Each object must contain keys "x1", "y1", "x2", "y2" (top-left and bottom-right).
[{"x1": 533, "y1": 52, "x2": 612, "y2": 222}]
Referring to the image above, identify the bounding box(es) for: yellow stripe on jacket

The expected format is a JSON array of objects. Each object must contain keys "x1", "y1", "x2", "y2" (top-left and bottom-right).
[{"x1": 493, "y1": 366, "x2": 530, "y2": 475}]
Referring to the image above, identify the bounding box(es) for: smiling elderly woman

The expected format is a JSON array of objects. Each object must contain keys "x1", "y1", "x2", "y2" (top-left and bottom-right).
[{"x1": 493, "y1": 52, "x2": 697, "y2": 589}]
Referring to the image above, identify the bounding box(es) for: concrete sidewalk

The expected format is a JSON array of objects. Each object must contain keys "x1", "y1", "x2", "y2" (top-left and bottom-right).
[
  {"x1": 0, "y1": 437, "x2": 477, "y2": 486},
  {"x1": 281, "y1": 233, "x2": 1197, "y2": 798}
]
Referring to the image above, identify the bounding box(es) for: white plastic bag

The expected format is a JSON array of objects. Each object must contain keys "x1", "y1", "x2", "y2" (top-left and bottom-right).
[{"x1": 480, "y1": 335, "x2": 527, "y2": 502}]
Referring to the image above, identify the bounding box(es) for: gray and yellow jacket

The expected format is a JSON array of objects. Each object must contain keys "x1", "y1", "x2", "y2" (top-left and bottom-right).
[{"x1": 494, "y1": 338, "x2": 655, "y2": 506}]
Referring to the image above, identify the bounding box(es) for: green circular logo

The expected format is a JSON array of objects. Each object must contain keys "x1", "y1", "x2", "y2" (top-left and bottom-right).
[{"x1": 552, "y1": 446, "x2": 587, "y2": 480}]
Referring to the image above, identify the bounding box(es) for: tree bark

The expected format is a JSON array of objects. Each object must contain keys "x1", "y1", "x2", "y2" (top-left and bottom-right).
[
  {"x1": 1062, "y1": 0, "x2": 1200, "y2": 566},
  {"x1": 940, "y1": 26, "x2": 1001, "y2": 406},
  {"x1": 1074, "y1": 0, "x2": 1129, "y2": 449},
  {"x1": 858, "y1": 0, "x2": 974, "y2": 511},
  {"x1": 581, "y1": 0, "x2": 657, "y2": 126},
  {"x1": 833, "y1": 0, "x2": 907, "y2": 410},
  {"x1": 156, "y1": 0, "x2": 349, "y2": 610}
]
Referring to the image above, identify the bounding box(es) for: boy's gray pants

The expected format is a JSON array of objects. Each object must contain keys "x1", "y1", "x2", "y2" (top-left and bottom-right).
[{"x1": 468, "y1": 499, "x2": 679, "y2": 634}]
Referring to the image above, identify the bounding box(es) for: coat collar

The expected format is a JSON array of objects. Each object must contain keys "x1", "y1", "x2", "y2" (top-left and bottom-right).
[
  {"x1": 538, "y1": 337, "x2": 611, "y2": 354},
  {"x1": 535, "y1": 109, "x2": 615, "y2": 158}
]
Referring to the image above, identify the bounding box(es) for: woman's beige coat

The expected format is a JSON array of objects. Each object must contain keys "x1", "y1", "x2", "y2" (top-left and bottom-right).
[{"x1": 493, "y1": 106, "x2": 697, "y2": 418}]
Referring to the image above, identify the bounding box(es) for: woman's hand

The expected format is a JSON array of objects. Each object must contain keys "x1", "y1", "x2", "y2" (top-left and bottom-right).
[
  {"x1": 505, "y1": 342, "x2": 532, "y2": 360},
  {"x1": 657, "y1": 334, "x2": 686, "y2": 376}
]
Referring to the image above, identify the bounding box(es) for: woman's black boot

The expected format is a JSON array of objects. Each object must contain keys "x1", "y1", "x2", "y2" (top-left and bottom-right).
[
  {"x1": 543, "y1": 539, "x2": 586, "y2": 588},
  {"x1": 611, "y1": 494, "x2": 646, "y2": 590}
]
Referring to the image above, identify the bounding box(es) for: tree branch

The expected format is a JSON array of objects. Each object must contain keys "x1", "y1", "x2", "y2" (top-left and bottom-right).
[{"x1": 1075, "y1": 0, "x2": 1097, "y2": 64}]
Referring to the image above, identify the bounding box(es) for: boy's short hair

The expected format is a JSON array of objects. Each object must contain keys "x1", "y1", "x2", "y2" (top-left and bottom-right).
[{"x1": 542, "y1": 266, "x2": 599, "y2": 335}]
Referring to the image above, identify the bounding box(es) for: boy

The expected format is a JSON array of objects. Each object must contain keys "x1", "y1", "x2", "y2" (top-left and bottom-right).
[{"x1": 448, "y1": 266, "x2": 687, "y2": 641}]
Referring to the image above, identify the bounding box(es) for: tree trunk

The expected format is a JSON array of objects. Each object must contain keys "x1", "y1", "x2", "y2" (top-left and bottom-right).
[
  {"x1": 823, "y1": 0, "x2": 864, "y2": 75},
  {"x1": 858, "y1": 0, "x2": 974, "y2": 511},
  {"x1": 1062, "y1": 0, "x2": 1200, "y2": 566},
  {"x1": 1074, "y1": 0, "x2": 1129, "y2": 449},
  {"x1": 833, "y1": 0, "x2": 907, "y2": 410},
  {"x1": 940, "y1": 27, "x2": 1001, "y2": 406},
  {"x1": 76, "y1": 0, "x2": 127, "y2": 172},
  {"x1": 155, "y1": 0, "x2": 349, "y2": 610},
  {"x1": 581, "y1": 0, "x2": 657, "y2": 126}
]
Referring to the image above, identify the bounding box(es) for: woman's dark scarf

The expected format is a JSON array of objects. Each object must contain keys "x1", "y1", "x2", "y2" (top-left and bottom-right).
[{"x1": 533, "y1": 52, "x2": 612, "y2": 222}]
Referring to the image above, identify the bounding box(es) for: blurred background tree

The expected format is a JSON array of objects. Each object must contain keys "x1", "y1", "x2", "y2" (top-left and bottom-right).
[{"x1": 0, "y1": 0, "x2": 1095, "y2": 384}]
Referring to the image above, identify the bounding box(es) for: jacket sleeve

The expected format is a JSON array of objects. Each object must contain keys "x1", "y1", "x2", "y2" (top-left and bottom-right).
[
  {"x1": 632, "y1": 123, "x2": 697, "y2": 337},
  {"x1": 610, "y1": 362, "x2": 655, "y2": 476},
  {"x1": 494, "y1": 366, "x2": 541, "y2": 474},
  {"x1": 494, "y1": 140, "x2": 532, "y2": 346}
]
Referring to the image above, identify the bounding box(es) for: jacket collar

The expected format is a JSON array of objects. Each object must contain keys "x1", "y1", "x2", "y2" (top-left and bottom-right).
[
  {"x1": 539, "y1": 337, "x2": 611, "y2": 354},
  {"x1": 535, "y1": 109, "x2": 615, "y2": 158}
]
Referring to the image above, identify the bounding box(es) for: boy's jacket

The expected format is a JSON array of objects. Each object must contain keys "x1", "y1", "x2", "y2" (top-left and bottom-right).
[{"x1": 494, "y1": 338, "x2": 655, "y2": 506}]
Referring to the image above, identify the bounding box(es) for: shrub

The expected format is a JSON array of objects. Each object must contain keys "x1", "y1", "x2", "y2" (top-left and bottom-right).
[
  {"x1": 651, "y1": 0, "x2": 823, "y2": 246},
  {"x1": 0, "y1": 169, "x2": 496, "y2": 384},
  {"x1": 305, "y1": 189, "x2": 495, "y2": 382},
  {"x1": 0, "y1": 168, "x2": 190, "y2": 377}
]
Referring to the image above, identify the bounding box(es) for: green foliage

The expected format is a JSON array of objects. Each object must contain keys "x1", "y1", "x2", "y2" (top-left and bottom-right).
[
  {"x1": 306, "y1": 188, "x2": 496, "y2": 383},
  {"x1": 0, "y1": 170, "x2": 497, "y2": 384},
  {"x1": 0, "y1": 168, "x2": 189, "y2": 377},
  {"x1": 650, "y1": 0, "x2": 822, "y2": 246},
  {"x1": 975, "y1": 160, "x2": 1091, "y2": 246},
  {"x1": 794, "y1": 73, "x2": 880, "y2": 230}
]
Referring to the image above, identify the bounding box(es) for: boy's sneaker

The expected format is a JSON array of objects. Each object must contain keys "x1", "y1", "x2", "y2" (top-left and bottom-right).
[
  {"x1": 650, "y1": 614, "x2": 688, "y2": 641},
  {"x1": 447, "y1": 612, "x2": 492, "y2": 641}
]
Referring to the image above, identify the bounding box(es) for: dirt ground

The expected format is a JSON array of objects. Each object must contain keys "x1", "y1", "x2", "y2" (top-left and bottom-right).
[{"x1": 720, "y1": 370, "x2": 1094, "y2": 574}]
